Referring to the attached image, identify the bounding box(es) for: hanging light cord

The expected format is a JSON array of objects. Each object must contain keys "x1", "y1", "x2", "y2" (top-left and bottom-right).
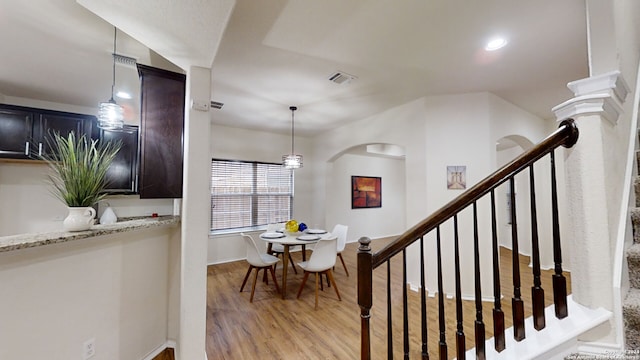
[
  {"x1": 290, "y1": 106, "x2": 297, "y2": 154},
  {"x1": 110, "y1": 27, "x2": 117, "y2": 102}
]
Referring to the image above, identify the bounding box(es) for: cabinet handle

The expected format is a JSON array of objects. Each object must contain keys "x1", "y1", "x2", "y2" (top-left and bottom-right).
[
  {"x1": 38, "y1": 143, "x2": 43, "y2": 156},
  {"x1": 25, "y1": 142, "x2": 29, "y2": 155}
]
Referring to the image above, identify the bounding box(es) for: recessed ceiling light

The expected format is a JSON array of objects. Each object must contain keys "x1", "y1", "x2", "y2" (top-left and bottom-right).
[
  {"x1": 116, "y1": 91, "x2": 132, "y2": 99},
  {"x1": 485, "y1": 38, "x2": 508, "y2": 51}
]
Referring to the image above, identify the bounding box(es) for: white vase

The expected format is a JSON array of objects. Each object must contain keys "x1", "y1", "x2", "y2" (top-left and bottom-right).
[{"x1": 63, "y1": 207, "x2": 96, "y2": 232}]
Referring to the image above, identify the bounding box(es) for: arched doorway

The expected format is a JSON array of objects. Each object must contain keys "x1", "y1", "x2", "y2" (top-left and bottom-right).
[{"x1": 325, "y1": 143, "x2": 407, "y2": 242}]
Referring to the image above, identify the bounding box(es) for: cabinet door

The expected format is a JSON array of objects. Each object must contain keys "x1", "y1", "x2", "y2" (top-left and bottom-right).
[
  {"x1": 0, "y1": 105, "x2": 35, "y2": 159},
  {"x1": 137, "y1": 64, "x2": 185, "y2": 199},
  {"x1": 36, "y1": 111, "x2": 96, "y2": 157},
  {"x1": 101, "y1": 125, "x2": 139, "y2": 193}
]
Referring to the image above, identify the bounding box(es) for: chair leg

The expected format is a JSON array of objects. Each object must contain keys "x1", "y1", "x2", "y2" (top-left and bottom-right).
[
  {"x1": 297, "y1": 272, "x2": 310, "y2": 298},
  {"x1": 240, "y1": 266, "x2": 253, "y2": 292},
  {"x1": 249, "y1": 268, "x2": 259, "y2": 302},
  {"x1": 269, "y1": 265, "x2": 280, "y2": 293},
  {"x1": 263, "y1": 268, "x2": 269, "y2": 285},
  {"x1": 327, "y1": 269, "x2": 342, "y2": 301},
  {"x1": 314, "y1": 272, "x2": 319, "y2": 310},
  {"x1": 338, "y1": 253, "x2": 349, "y2": 276}
]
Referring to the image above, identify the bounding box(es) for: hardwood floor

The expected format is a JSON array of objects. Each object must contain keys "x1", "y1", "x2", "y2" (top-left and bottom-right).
[{"x1": 206, "y1": 238, "x2": 571, "y2": 359}]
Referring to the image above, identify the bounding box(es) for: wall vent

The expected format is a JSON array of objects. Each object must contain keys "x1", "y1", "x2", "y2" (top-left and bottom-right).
[
  {"x1": 113, "y1": 53, "x2": 137, "y2": 67},
  {"x1": 328, "y1": 71, "x2": 357, "y2": 85},
  {"x1": 210, "y1": 101, "x2": 224, "y2": 109}
]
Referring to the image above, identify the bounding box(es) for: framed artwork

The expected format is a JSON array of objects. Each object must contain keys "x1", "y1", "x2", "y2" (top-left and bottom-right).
[
  {"x1": 447, "y1": 166, "x2": 466, "y2": 190},
  {"x1": 352, "y1": 176, "x2": 381, "y2": 209}
]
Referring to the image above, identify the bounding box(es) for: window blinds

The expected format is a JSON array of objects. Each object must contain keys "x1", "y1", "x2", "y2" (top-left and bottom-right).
[{"x1": 211, "y1": 159, "x2": 293, "y2": 231}]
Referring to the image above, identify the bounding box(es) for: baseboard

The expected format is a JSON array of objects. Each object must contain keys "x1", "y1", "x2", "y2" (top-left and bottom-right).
[
  {"x1": 142, "y1": 340, "x2": 176, "y2": 360},
  {"x1": 464, "y1": 295, "x2": 612, "y2": 360}
]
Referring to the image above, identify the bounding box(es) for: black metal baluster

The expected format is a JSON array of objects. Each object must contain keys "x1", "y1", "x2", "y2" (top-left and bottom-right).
[
  {"x1": 490, "y1": 190, "x2": 505, "y2": 352},
  {"x1": 387, "y1": 259, "x2": 393, "y2": 358},
  {"x1": 420, "y1": 236, "x2": 430, "y2": 359},
  {"x1": 403, "y1": 249, "x2": 410, "y2": 359},
  {"x1": 454, "y1": 215, "x2": 466, "y2": 359},
  {"x1": 473, "y1": 202, "x2": 486, "y2": 359},
  {"x1": 436, "y1": 226, "x2": 448, "y2": 360},
  {"x1": 510, "y1": 177, "x2": 526, "y2": 341},
  {"x1": 529, "y1": 165, "x2": 546, "y2": 330},
  {"x1": 550, "y1": 150, "x2": 568, "y2": 318}
]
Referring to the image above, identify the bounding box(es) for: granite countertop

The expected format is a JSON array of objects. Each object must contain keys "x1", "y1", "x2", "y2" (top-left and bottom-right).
[{"x1": 0, "y1": 215, "x2": 180, "y2": 253}]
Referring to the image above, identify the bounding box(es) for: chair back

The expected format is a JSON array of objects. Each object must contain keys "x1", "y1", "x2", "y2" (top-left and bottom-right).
[
  {"x1": 305, "y1": 236, "x2": 338, "y2": 272},
  {"x1": 331, "y1": 224, "x2": 348, "y2": 252},
  {"x1": 241, "y1": 233, "x2": 265, "y2": 266}
]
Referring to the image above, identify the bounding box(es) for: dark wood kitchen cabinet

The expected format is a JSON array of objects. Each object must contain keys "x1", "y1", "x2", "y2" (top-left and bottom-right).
[
  {"x1": 0, "y1": 104, "x2": 96, "y2": 159},
  {"x1": 101, "y1": 125, "x2": 139, "y2": 194},
  {"x1": 137, "y1": 64, "x2": 185, "y2": 199},
  {"x1": 36, "y1": 110, "x2": 97, "y2": 157},
  {"x1": 0, "y1": 105, "x2": 35, "y2": 158}
]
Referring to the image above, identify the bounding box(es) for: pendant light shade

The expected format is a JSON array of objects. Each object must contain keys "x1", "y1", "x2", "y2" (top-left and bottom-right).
[
  {"x1": 282, "y1": 106, "x2": 303, "y2": 169},
  {"x1": 98, "y1": 27, "x2": 124, "y2": 130}
]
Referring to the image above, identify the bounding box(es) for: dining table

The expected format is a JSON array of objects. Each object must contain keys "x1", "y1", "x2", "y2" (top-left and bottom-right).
[{"x1": 260, "y1": 229, "x2": 331, "y2": 299}]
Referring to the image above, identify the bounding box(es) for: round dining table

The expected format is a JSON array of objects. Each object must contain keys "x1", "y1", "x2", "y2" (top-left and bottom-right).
[{"x1": 260, "y1": 230, "x2": 331, "y2": 299}]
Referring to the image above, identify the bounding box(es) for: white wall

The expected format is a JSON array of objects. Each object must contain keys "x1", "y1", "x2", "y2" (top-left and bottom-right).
[
  {"x1": 326, "y1": 153, "x2": 406, "y2": 243},
  {"x1": 0, "y1": 162, "x2": 173, "y2": 236},
  {"x1": 312, "y1": 92, "x2": 550, "y2": 299},
  {"x1": 0, "y1": 225, "x2": 179, "y2": 360},
  {"x1": 207, "y1": 124, "x2": 315, "y2": 264}
]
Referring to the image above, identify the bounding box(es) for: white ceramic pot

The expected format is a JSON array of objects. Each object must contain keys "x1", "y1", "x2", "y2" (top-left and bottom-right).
[{"x1": 63, "y1": 207, "x2": 96, "y2": 232}]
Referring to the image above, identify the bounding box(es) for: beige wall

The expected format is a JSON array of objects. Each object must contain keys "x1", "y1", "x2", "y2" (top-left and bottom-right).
[{"x1": 0, "y1": 225, "x2": 179, "y2": 360}]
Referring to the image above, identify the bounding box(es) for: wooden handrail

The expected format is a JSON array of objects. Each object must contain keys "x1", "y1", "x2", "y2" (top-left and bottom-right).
[{"x1": 370, "y1": 118, "x2": 578, "y2": 269}]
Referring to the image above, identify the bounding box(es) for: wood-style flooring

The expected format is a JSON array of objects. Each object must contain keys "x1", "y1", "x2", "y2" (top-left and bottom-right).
[{"x1": 206, "y1": 238, "x2": 571, "y2": 359}]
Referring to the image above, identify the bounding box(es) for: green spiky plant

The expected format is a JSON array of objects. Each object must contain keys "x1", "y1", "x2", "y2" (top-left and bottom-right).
[{"x1": 39, "y1": 131, "x2": 121, "y2": 207}]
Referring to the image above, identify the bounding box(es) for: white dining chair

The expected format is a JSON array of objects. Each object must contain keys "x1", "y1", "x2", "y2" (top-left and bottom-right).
[
  {"x1": 267, "y1": 223, "x2": 299, "y2": 274},
  {"x1": 296, "y1": 236, "x2": 341, "y2": 309},
  {"x1": 331, "y1": 224, "x2": 349, "y2": 276},
  {"x1": 239, "y1": 232, "x2": 280, "y2": 302}
]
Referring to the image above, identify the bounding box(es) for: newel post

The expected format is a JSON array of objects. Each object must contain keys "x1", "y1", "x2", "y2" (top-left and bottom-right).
[
  {"x1": 358, "y1": 236, "x2": 373, "y2": 360},
  {"x1": 552, "y1": 70, "x2": 629, "y2": 311}
]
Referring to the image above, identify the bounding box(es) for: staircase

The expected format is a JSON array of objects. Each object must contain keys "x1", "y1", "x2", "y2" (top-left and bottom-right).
[{"x1": 624, "y1": 179, "x2": 640, "y2": 349}]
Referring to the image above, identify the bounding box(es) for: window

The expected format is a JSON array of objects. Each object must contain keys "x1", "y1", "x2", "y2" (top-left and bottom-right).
[{"x1": 210, "y1": 159, "x2": 293, "y2": 232}]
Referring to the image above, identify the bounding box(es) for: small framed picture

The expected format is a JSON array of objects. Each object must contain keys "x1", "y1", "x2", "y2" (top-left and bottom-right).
[{"x1": 447, "y1": 166, "x2": 466, "y2": 190}]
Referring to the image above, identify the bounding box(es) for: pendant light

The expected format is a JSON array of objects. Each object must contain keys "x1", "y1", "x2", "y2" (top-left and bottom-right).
[
  {"x1": 282, "y1": 106, "x2": 303, "y2": 169},
  {"x1": 98, "y1": 27, "x2": 124, "y2": 130}
]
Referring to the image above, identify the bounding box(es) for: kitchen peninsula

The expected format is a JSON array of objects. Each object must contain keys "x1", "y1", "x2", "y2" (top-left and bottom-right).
[
  {"x1": 0, "y1": 215, "x2": 180, "y2": 253},
  {"x1": 0, "y1": 214, "x2": 181, "y2": 359}
]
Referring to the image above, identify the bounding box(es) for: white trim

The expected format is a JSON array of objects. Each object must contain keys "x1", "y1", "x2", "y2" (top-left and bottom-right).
[
  {"x1": 141, "y1": 341, "x2": 176, "y2": 360},
  {"x1": 567, "y1": 70, "x2": 629, "y2": 103},
  {"x1": 465, "y1": 295, "x2": 612, "y2": 360},
  {"x1": 552, "y1": 93, "x2": 623, "y2": 125},
  {"x1": 610, "y1": 59, "x2": 640, "y2": 351}
]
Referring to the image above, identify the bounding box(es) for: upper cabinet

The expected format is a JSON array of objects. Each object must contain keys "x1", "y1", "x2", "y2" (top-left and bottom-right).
[
  {"x1": 101, "y1": 125, "x2": 139, "y2": 194},
  {"x1": 36, "y1": 110, "x2": 97, "y2": 157},
  {"x1": 0, "y1": 104, "x2": 96, "y2": 159},
  {"x1": 137, "y1": 64, "x2": 185, "y2": 199},
  {"x1": 0, "y1": 105, "x2": 35, "y2": 158}
]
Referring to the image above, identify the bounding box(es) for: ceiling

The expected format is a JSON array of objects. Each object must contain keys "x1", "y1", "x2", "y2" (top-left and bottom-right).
[{"x1": 0, "y1": 1, "x2": 588, "y2": 137}]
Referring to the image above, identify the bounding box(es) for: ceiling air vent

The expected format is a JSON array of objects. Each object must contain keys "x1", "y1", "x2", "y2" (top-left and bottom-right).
[
  {"x1": 210, "y1": 101, "x2": 224, "y2": 109},
  {"x1": 328, "y1": 71, "x2": 357, "y2": 85}
]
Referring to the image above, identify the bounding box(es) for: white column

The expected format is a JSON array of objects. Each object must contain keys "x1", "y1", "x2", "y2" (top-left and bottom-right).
[
  {"x1": 552, "y1": 71, "x2": 629, "y2": 310},
  {"x1": 178, "y1": 66, "x2": 212, "y2": 360}
]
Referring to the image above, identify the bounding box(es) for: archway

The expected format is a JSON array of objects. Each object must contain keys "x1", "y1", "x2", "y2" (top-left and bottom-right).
[{"x1": 325, "y1": 143, "x2": 407, "y2": 243}]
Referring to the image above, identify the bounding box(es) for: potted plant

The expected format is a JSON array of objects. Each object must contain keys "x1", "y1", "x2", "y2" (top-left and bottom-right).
[{"x1": 40, "y1": 131, "x2": 121, "y2": 231}]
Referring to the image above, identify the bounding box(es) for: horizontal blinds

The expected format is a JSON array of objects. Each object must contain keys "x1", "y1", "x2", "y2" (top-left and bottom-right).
[{"x1": 211, "y1": 159, "x2": 292, "y2": 231}]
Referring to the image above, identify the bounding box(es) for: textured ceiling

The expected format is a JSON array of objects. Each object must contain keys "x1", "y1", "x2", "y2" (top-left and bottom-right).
[{"x1": 0, "y1": 0, "x2": 588, "y2": 136}]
